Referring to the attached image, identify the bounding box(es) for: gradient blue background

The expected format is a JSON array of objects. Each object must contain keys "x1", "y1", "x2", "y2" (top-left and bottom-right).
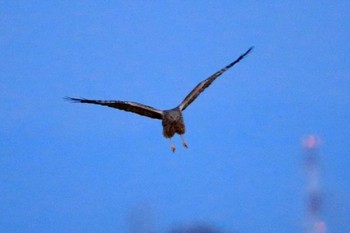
[{"x1": 1, "y1": 1, "x2": 349, "y2": 233}]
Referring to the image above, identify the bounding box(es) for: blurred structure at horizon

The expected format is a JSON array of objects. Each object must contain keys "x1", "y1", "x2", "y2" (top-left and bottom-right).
[
  {"x1": 128, "y1": 204, "x2": 156, "y2": 233},
  {"x1": 169, "y1": 224, "x2": 224, "y2": 233},
  {"x1": 127, "y1": 204, "x2": 226, "y2": 233}
]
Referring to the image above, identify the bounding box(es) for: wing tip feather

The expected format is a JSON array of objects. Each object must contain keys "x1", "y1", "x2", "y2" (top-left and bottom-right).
[
  {"x1": 64, "y1": 96, "x2": 86, "y2": 103},
  {"x1": 241, "y1": 46, "x2": 254, "y2": 58}
]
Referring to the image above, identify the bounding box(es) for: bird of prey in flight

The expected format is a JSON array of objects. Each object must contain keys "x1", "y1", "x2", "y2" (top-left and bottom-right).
[{"x1": 66, "y1": 47, "x2": 253, "y2": 152}]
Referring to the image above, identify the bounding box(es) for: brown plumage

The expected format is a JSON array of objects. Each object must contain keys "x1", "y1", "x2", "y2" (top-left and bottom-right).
[{"x1": 66, "y1": 47, "x2": 253, "y2": 152}]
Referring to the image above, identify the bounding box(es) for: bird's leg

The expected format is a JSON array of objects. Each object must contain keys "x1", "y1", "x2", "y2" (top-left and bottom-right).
[
  {"x1": 180, "y1": 135, "x2": 188, "y2": 149},
  {"x1": 169, "y1": 138, "x2": 176, "y2": 152}
]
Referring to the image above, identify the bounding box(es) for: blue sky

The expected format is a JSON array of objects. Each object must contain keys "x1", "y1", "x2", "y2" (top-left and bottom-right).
[{"x1": 1, "y1": 1, "x2": 349, "y2": 233}]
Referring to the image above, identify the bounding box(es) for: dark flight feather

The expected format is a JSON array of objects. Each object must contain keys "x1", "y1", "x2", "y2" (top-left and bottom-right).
[
  {"x1": 65, "y1": 97, "x2": 163, "y2": 119},
  {"x1": 178, "y1": 47, "x2": 253, "y2": 111}
]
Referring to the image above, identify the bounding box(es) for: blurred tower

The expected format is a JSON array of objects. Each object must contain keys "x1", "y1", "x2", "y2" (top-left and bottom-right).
[{"x1": 302, "y1": 135, "x2": 327, "y2": 233}]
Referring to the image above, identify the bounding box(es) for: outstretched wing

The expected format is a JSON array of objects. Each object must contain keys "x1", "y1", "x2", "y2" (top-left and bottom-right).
[
  {"x1": 65, "y1": 97, "x2": 163, "y2": 119},
  {"x1": 178, "y1": 47, "x2": 253, "y2": 111}
]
